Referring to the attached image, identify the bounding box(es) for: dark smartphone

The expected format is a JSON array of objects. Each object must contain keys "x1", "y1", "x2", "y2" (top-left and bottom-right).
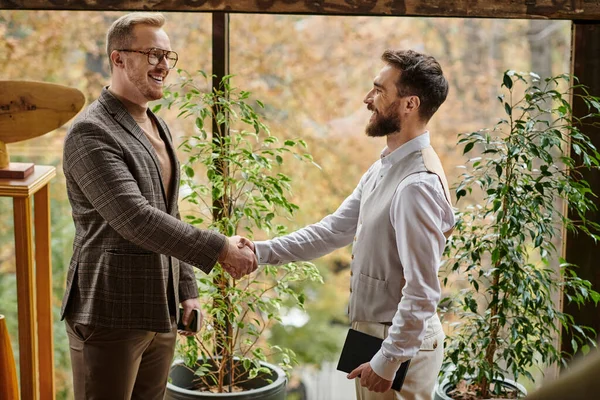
[{"x1": 177, "y1": 308, "x2": 201, "y2": 332}]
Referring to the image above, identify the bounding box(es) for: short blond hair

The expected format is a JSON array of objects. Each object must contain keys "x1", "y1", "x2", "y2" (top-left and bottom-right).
[{"x1": 106, "y1": 12, "x2": 166, "y2": 72}]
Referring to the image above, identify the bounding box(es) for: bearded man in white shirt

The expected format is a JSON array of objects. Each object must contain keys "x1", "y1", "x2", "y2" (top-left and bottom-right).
[{"x1": 240, "y1": 49, "x2": 454, "y2": 400}]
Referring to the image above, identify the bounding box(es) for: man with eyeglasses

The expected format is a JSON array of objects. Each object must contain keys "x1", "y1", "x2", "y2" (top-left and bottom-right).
[{"x1": 60, "y1": 12, "x2": 257, "y2": 400}]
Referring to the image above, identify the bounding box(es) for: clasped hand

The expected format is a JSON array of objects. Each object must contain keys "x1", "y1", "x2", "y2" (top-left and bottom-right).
[
  {"x1": 347, "y1": 362, "x2": 393, "y2": 393},
  {"x1": 218, "y1": 235, "x2": 257, "y2": 279}
]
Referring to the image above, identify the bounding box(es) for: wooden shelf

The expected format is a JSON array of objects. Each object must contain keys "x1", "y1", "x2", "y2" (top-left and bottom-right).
[
  {"x1": 1, "y1": 164, "x2": 56, "y2": 400},
  {"x1": 0, "y1": 165, "x2": 56, "y2": 198}
]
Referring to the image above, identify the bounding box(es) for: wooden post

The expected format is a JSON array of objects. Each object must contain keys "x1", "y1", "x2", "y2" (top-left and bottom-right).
[
  {"x1": 562, "y1": 21, "x2": 600, "y2": 359},
  {"x1": 0, "y1": 141, "x2": 9, "y2": 169},
  {"x1": 14, "y1": 195, "x2": 39, "y2": 400},
  {"x1": 34, "y1": 185, "x2": 55, "y2": 399},
  {"x1": 0, "y1": 314, "x2": 19, "y2": 400},
  {"x1": 211, "y1": 11, "x2": 233, "y2": 392}
]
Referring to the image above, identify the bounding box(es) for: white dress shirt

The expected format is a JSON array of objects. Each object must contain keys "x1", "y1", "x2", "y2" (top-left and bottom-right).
[{"x1": 254, "y1": 132, "x2": 455, "y2": 380}]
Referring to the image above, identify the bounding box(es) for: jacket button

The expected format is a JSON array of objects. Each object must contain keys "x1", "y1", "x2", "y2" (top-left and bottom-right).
[
  {"x1": 354, "y1": 236, "x2": 357, "y2": 241},
  {"x1": 350, "y1": 271, "x2": 353, "y2": 276},
  {"x1": 433, "y1": 340, "x2": 438, "y2": 350},
  {"x1": 350, "y1": 288, "x2": 353, "y2": 293},
  {"x1": 351, "y1": 254, "x2": 354, "y2": 259}
]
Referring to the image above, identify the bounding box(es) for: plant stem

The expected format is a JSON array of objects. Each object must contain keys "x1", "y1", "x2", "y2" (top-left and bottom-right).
[
  {"x1": 212, "y1": 90, "x2": 233, "y2": 393},
  {"x1": 232, "y1": 275, "x2": 288, "y2": 351},
  {"x1": 480, "y1": 87, "x2": 516, "y2": 398}
]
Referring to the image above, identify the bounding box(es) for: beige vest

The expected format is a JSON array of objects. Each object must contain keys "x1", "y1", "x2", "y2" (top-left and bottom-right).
[{"x1": 348, "y1": 146, "x2": 453, "y2": 323}]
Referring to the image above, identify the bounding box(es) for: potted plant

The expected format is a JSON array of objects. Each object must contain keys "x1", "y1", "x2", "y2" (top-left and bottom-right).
[
  {"x1": 437, "y1": 71, "x2": 600, "y2": 400},
  {"x1": 156, "y1": 71, "x2": 323, "y2": 399}
]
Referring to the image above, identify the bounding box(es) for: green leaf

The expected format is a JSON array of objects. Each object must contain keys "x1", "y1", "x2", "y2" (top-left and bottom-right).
[
  {"x1": 503, "y1": 73, "x2": 513, "y2": 89},
  {"x1": 463, "y1": 142, "x2": 475, "y2": 155},
  {"x1": 535, "y1": 182, "x2": 544, "y2": 195},
  {"x1": 185, "y1": 165, "x2": 195, "y2": 178},
  {"x1": 493, "y1": 199, "x2": 502, "y2": 212},
  {"x1": 298, "y1": 293, "x2": 305, "y2": 305}
]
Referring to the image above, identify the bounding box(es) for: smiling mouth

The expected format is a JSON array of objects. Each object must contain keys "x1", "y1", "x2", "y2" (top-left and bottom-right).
[{"x1": 149, "y1": 74, "x2": 164, "y2": 84}]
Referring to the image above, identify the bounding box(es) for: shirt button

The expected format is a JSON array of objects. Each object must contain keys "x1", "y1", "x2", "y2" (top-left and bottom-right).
[
  {"x1": 349, "y1": 288, "x2": 353, "y2": 293},
  {"x1": 351, "y1": 254, "x2": 355, "y2": 260},
  {"x1": 350, "y1": 271, "x2": 353, "y2": 276}
]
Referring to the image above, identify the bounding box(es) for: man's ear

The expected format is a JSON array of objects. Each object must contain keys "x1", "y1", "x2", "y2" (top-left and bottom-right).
[
  {"x1": 405, "y1": 95, "x2": 421, "y2": 115},
  {"x1": 110, "y1": 50, "x2": 124, "y2": 70}
]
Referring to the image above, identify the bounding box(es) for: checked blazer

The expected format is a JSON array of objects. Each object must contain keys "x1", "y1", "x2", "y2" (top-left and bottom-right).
[{"x1": 61, "y1": 87, "x2": 226, "y2": 333}]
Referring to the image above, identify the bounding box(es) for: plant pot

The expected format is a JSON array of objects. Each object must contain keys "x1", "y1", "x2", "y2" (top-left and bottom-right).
[
  {"x1": 166, "y1": 358, "x2": 287, "y2": 400},
  {"x1": 434, "y1": 377, "x2": 527, "y2": 400}
]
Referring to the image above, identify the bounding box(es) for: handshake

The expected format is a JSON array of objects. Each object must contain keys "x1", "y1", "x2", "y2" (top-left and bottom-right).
[{"x1": 217, "y1": 235, "x2": 256, "y2": 279}]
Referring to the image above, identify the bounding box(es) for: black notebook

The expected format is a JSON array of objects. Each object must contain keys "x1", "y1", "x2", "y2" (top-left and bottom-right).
[{"x1": 337, "y1": 328, "x2": 410, "y2": 392}]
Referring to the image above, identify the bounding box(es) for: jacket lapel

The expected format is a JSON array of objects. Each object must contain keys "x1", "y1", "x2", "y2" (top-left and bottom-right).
[
  {"x1": 98, "y1": 88, "x2": 169, "y2": 209},
  {"x1": 153, "y1": 115, "x2": 180, "y2": 216}
]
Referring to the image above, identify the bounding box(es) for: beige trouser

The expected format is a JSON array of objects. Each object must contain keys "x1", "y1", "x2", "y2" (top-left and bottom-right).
[
  {"x1": 65, "y1": 318, "x2": 177, "y2": 400},
  {"x1": 353, "y1": 314, "x2": 444, "y2": 400}
]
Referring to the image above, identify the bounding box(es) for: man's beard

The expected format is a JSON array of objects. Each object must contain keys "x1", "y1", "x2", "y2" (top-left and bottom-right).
[
  {"x1": 365, "y1": 103, "x2": 401, "y2": 137},
  {"x1": 126, "y1": 66, "x2": 165, "y2": 101}
]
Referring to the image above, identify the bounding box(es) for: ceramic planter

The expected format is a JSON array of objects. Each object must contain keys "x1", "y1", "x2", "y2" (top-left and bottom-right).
[
  {"x1": 166, "y1": 358, "x2": 287, "y2": 400},
  {"x1": 434, "y1": 377, "x2": 527, "y2": 400}
]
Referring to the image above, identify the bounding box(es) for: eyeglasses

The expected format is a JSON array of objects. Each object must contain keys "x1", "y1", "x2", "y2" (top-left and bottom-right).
[{"x1": 117, "y1": 48, "x2": 179, "y2": 69}]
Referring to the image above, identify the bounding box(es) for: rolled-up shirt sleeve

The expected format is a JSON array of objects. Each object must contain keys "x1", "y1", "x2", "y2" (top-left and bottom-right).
[
  {"x1": 254, "y1": 166, "x2": 377, "y2": 265},
  {"x1": 370, "y1": 176, "x2": 452, "y2": 380}
]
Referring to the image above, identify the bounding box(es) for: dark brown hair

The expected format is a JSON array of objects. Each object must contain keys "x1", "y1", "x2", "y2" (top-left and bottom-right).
[{"x1": 381, "y1": 49, "x2": 448, "y2": 121}]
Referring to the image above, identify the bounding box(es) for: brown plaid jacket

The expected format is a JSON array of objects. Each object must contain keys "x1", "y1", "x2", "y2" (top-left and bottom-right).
[{"x1": 60, "y1": 88, "x2": 226, "y2": 333}]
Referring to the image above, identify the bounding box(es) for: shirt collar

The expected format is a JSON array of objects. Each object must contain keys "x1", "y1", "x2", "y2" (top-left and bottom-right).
[{"x1": 380, "y1": 131, "x2": 430, "y2": 165}]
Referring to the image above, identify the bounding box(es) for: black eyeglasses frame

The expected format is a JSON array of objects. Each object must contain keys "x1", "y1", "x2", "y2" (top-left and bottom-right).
[{"x1": 116, "y1": 48, "x2": 179, "y2": 69}]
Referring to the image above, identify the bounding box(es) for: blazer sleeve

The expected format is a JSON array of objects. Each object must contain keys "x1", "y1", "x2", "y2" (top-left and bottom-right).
[
  {"x1": 178, "y1": 261, "x2": 199, "y2": 301},
  {"x1": 176, "y1": 208, "x2": 200, "y2": 301},
  {"x1": 63, "y1": 120, "x2": 227, "y2": 274}
]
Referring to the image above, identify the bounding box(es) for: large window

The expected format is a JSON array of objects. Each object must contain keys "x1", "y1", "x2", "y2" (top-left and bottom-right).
[{"x1": 0, "y1": 11, "x2": 570, "y2": 398}]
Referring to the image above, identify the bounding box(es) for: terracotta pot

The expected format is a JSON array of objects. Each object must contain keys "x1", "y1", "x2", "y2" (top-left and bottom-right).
[{"x1": 0, "y1": 314, "x2": 19, "y2": 400}]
